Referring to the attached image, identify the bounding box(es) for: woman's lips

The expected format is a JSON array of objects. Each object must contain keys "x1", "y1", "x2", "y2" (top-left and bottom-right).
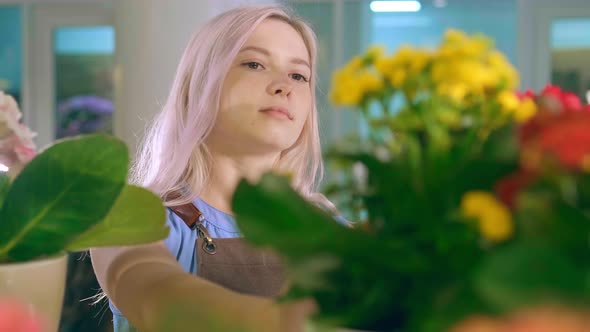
[{"x1": 260, "y1": 106, "x2": 293, "y2": 120}]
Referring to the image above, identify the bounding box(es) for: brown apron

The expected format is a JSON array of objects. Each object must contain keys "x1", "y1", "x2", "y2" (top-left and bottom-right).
[{"x1": 169, "y1": 203, "x2": 286, "y2": 298}]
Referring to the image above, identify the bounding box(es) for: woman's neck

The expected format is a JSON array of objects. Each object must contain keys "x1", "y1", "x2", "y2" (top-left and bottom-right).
[{"x1": 199, "y1": 152, "x2": 279, "y2": 215}]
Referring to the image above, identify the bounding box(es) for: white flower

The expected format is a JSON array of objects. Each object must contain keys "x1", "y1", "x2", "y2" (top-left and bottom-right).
[
  {"x1": 0, "y1": 91, "x2": 37, "y2": 176},
  {"x1": 0, "y1": 91, "x2": 23, "y2": 139}
]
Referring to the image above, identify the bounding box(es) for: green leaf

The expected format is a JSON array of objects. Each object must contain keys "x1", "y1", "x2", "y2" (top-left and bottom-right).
[
  {"x1": 474, "y1": 242, "x2": 587, "y2": 312},
  {"x1": 232, "y1": 173, "x2": 360, "y2": 259},
  {"x1": 67, "y1": 185, "x2": 169, "y2": 251},
  {"x1": 232, "y1": 173, "x2": 414, "y2": 329},
  {"x1": 0, "y1": 134, "x2": 128, "y2": 262},
  {"x1": 0, "y1": 172, "x2": 9, "y2": 209}
]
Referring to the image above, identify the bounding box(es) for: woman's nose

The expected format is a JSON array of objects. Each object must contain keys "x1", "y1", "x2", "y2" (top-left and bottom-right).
[{"x1": 267, "y1": 75, "x2": 293, "y2": 97}]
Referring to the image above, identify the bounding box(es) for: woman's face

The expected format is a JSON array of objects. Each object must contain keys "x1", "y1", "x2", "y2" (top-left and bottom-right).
[{"x1": 209, "y1": 18, "x2": 312, "y2": 156}]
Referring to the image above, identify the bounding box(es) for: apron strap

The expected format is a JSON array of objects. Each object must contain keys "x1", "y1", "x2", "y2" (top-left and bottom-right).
[
  {"x1": 169, "y1": 202, "x2": 218, "y2": 254},
  {"x1": 169, "y1": 203, "x2": 204, "y2": 229}
]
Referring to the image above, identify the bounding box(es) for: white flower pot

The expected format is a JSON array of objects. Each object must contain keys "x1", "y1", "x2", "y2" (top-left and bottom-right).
[{"x1": 0, "y1": 254, "x2": 68, "y2": 332}]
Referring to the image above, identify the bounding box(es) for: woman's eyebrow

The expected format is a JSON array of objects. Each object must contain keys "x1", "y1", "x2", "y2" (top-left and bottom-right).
[{"x1": 239, "y1": 45, "x2": 310, "y2": 69}]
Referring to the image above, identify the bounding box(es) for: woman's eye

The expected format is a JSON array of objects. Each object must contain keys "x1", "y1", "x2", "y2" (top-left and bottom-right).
[
  {"x1": 290, "y1": 73, "x2": 309, "y2": 82},
  {"x1": 244, "y1": 62, "x2": 263, "y2": 70}
]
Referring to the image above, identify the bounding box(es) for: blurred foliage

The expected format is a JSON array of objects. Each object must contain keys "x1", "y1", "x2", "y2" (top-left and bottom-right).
[{"x1": 233, "y1": 30, "x2": 590, "y2": 331}]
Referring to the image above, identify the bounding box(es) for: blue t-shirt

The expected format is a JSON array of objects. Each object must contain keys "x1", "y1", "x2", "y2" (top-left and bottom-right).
[{"x1": 110, "y1": 198, "x2": 348, "y2": 331}]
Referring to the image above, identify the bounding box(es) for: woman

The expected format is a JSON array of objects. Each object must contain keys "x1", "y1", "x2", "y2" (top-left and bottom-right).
[{"x1": 91, "y1": 4, "x2": 339, "y2": 332}]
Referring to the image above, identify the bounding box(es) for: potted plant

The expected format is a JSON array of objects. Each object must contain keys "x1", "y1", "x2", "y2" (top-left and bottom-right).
[
  {"x1": 0, "y1": 91, "x2": 169, "y2": 332},
  {"x1": 231, "y1": 30, "x2": 590, "y2": 331}
]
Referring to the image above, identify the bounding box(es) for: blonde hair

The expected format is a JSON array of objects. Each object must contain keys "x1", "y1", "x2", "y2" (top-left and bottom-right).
[{"x1": 131, "y1": 4, "x2": 335, "y2": 210}]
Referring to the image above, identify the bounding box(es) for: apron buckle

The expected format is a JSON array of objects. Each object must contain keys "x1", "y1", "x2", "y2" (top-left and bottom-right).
[
  {"x1": 202, "y1": 240, "x2": 217, "y2": 255},
  {"x1": 196, "y1": 224, "x2": 217, "y2": 255}
]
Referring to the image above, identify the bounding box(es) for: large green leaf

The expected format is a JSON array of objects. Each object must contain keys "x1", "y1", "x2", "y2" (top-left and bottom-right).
[
  {"x1": 232, "y1": 173, "x2": 419, "y2": 329},
  {"x1": 0, "y1": 134, "x2": 128, "y2": 262},
  {"x1": 233, "y1": 173, "x2": 369, "y2": 261},
  {"x1": 474, "y1": 242, "x2": 586, "y2": 312},
  {"x1": 67, "y1": 185, "x2": 169, "y2": 251}
]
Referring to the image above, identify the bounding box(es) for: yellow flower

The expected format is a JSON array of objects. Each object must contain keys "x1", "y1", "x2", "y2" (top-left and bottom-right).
[
  {"x1": 437, "y1": 45, "x2": 458, "y2": 59},
  {"x1": 440, "y1": 30, "x2": 491, "y2": 59},
  {"x1": 461, "y1": 191, "x2": 498, "y2": 215},
  {"x1": 393, "y1": 45, "x2": 418, "y2": 64},
  {"x1": 487, "y1": 51, "x2": 520, "y2": 89},
  {"x1": 375, "y1": 57, "x2": 394, "y2": 76},
  {"x1": 486, "y1": 51, "x2": 510, "y2": 70},
  {"x1": 340, "y1": 89, "x2": 363, "y2": 106},
  {"x1": 431, "y1": 62, "x2": 450, "y2": 83},
  {"x1": 437, "y1": 83, "x2": 469, "y2": 105},
  {"x1": 461, "y1": 191, "x2": 514, "y2": 242},
  {"x1": 330, "y1": 69, "x2": 363, "y2": 106},
  {"x1": 514, "y1": 97, "x2": 537, "y2": 123},
  {"x1": 498, "y1": 90, "x2": 520, "y2": 114},
  {"x1": 346, "y1": 56, "x2": 364, "y2": 72},
  {"x1": 408, "y1": 51, "x2": 431, "y2": 73},
  {"x1": 465, "y1": 63, "x2": 498, "y2": 90},
  {"x1": 389, "y1": 69, "x2": 407, "y2": 88},
  {"x1": 359, "y1": 71, "x2": 384, "y2": 92},
  {"x1": 498, "y1": 92, "x2": 537, "y2": 123},
  {"x1": 330, "y1": 84, "x2": 363, "y2": 106},
  {"x1": 462, "y1": 35, "x2": 492, "y2": 58},
  {"x1": 329, "y1": 64, "x2": 383, "y2": 106},
  {"x1": 365, "y1": 45, "x2": 387, "y2": 62},
  {"x1": 444, "y1": 29, "x2": 470, "y2": 45},
  {"x1": 380, "y1": 45, "x2": 429, "y2": 89},
  {"x1": 478, "y1": 207, "x2": 514, "y2": 242}
]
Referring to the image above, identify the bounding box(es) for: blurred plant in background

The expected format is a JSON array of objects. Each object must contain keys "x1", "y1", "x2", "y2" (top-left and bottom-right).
[
  {"x1": 232, "y1": 30, "x2": 590, "y2": 331},
  {"x1": 56, "y1": 95, "x2": 113, "y2": 139}
]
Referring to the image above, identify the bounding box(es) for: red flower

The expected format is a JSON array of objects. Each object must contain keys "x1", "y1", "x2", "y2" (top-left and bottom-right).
[
  {"x1": 539, "y1": 113, "x2": 590, "y2": 167},
  {"x1": 516, "y1": 89, "x2": 536, "y2": 100},
  {"x1": 520, "y1": 112, "x2": 590, "y2": 171},
  {"x1": 516, "y1": 86, "x2": 590, "y2": 171},
  {"x1": 495, "y1": 170, "x2": 536, "y2": 209},
  {"x1": 562, "y1": 92, "x2": 583, "y2": 112},
  {"x1": 541, "y1": 84, "x2": 562, "y2": 97},
  {"x1": 540, "y1": 84, "x2": 583, "y2": 112}
]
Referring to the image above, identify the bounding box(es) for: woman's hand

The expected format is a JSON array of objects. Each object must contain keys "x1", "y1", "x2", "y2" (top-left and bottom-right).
[{"x1": 278, "y1": 298, "x2": 318, "y2": 332}]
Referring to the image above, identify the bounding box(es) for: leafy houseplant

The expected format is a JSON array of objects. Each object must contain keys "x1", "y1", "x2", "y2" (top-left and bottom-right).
[
  {"x1": 0, "y1": 91, "x2": 169, "y2": 331},
  {"x1": 232, "y1": 30, "x2": 590, "y2": 331}
]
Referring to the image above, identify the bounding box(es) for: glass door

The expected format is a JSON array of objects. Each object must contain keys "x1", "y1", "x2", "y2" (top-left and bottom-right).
[
  {"x1": 524, "y1": 0, "x2": 590, "y2": 91},
  {"x1": 551, "y1": 18, "x2": 590, "y2": 103},
  {"x1": 28, "y1": 4, "x2": 114, "y2": 148},
  {"x1": 54, "y1": 26, "x2": 115, "y2": 139}
]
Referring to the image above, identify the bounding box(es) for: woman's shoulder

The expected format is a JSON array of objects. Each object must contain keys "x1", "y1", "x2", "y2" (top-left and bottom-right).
[
  {"x1": 165, "y1": 207, "x2": 194, "y2": 233},
  {"x1": 167, "y1": 198, "x2": 242, "y2": 237}
]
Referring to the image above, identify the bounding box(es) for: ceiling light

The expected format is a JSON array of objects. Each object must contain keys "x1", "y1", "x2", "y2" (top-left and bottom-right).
[{"x1": 370, "y1": 1, "x2": 422, "y2": 13}]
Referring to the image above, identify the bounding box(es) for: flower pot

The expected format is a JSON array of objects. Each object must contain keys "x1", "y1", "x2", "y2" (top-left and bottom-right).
[{"x1": 0, "y1": 254, "x2": 68, "y2": 332}]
